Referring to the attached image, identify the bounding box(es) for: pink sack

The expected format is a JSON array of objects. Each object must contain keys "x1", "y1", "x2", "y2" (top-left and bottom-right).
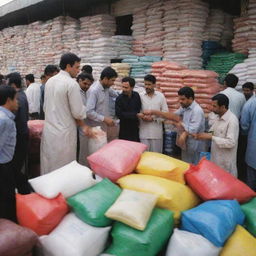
[
  {"x1": 185, "y1": 159, "x2": 256, "y2": 203},
  {"x1": 87, "y1": 139, "x2": 147, "y2": 182}
]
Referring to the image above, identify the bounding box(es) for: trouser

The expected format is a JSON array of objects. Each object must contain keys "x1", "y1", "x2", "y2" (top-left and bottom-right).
[
  {"x1": 0, "y1": 162, "x2": 16, "y2": 222},
  {"x1": 237, "y1": 133, "x2": 247, "y2": 182},
  {"x1": 181, "y1": 150, "x2": 200, "y2": 165},
  {"x1": 246, "y1": 165, "x2": 256, "y2": 191},
  {"x1": 29, "y1": 112, "x2": 39, "y2": 120},
  {"x1": 78, "y1": 132, "x2": 89, "y2": 167},
  {"x1": 11, "y1": 133, "x2": 31, "y2": 194},
  {"x1": 140, "y1": 139, "x2": 163, "y2": 153}
]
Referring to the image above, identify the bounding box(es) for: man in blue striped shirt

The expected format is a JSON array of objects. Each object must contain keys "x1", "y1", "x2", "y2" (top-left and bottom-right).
[{"x1": 0, "y1": 85, "x2": 18, "y2": 221}]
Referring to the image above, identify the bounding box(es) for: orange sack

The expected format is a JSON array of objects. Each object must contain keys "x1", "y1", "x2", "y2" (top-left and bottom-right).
[{"x1": 16, "y1": 193, "x2": 69, "y2": 236}]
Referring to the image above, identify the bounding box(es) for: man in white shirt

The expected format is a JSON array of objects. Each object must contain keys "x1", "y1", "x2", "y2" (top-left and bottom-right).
[
  {"x1": 25, "y1": 74, "x2": 41, "y2": 120},
  {"x1": 193, "y1": 94, "x2": 239, "y2": 177},
  {"x1": 138, "y1": 74, "x2": 168, "y2": 153},
  {"x1": 221, "y1": 74, "x2": 246, "y2": 119},
  {"x1": 41, "y1": 53, "x2": 93, "y2": 174}
]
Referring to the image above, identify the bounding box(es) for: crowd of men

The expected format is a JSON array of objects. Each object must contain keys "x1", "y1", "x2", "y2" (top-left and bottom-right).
[{"x1": 0, "y1": 52, "x2": 255, "y2": 222}]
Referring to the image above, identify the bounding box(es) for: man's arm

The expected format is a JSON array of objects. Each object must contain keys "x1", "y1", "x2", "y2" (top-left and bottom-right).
[
  {"x1": 240, "y1": 102, "x2": 251, "y2": 135},
  {"x1": 0, "y1": 120, "x2": 9, "y2": 149},
  {"x1": 144, "y1": 109, "x2": 180, "y2": 122}
]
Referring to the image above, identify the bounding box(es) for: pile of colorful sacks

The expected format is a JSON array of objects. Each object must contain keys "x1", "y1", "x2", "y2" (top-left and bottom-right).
[{"x1": 12, "y1": 140, "x2": 256, "y2": 256}]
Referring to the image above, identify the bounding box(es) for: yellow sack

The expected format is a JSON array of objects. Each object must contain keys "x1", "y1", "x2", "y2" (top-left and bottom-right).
[
  {"x1": 117, "y1": 174, "x2": 200, "y2": 222},
  {"x1": 220, "y1": 225, "x2": 256, "y2": 256},
  {"x1": 135, "y1": 152, "x2": 189, "y2": 184},
  {"x1": 105, "y1": 189, "x2": 157, "y2": 231}
]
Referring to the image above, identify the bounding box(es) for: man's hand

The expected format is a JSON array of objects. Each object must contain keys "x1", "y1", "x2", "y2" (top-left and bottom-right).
[
  {"x1": 103, "y1": 117, "x2": 115, "y2": 126},
  {"x1": 142, "y1": 115, "x2": 153, "y2": 122},
  {"x1": 82, "y1": 125, "x2": 95, "y2": 138},
  {"x1": 142, "y1": 109, "x2": 152, "y2": 115},
  {"x1": 192, "y1": 132, "x2": 212, "y2": 140}
]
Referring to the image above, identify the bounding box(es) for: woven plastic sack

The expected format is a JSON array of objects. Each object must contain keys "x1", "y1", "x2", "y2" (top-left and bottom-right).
[
  {"x1": 16, "y1": 193, "x2": 68, "y2": 236},
  {"x1": 67, "y1": 178, "x2": 121, "y2": 227},
  {"x1": 166, "y1": 229, "x2": 221, "y2": 256},
  {"x1": 241, "y1": 197, "x2": 256, "y2": 236},
  {"x1": 40, "y1": 213, "x2": 110, "y2": 256},
  {"x1": 185, "y1": 159, "x2": 256, "y2": 203},
  {"x1": 105, "y1": 208, "x2": 174, "y2": 256},
  {"x1": 105, "y1": 189, "x2": 157, "y2": 231},
  {"x1": 117, "y1": 174, "x2": 200, "y2": 222},
  {"x1": 181, "y1": 200, "x2": 245, "y2": 247},
  {"x1": 0, "y1": 219, "x2": 38, "y2": 256},
  {"x1": 87, "y1": 140, "x2": 147, "y2": 182},
  {"x1": 220, "y1": 225, "x2": 256, "y2": 256},
  {"x1": 29, "y1": 161, "x2": 96, "y2": 198},
  {"x1": 135, "y1": 152, "x2": 189, "y2": 184}
]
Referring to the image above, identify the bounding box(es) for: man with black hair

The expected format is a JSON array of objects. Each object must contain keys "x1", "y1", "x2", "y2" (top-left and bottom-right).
[
  {"x1": 138, "y1": 74, "x2": 168, "y2": 153},
  {"x1": 145, "y1": 86, "x2": 205, "y2": 164},
  {"x1": 40, "y1": 65, "x2": 59, "y2": 120},
  {"x1": 0, "y1": 74, "x2": 5, "y2": 86},
  {"x1": 81, "y1": 65, "x2": 93, "y2": 75},
  {"x1": 8, "y1": 72, "x2": 31, "y2": 194},
  {"x1": 0, "y1": 85, "x2": 18, "y2": 221},
  {"x1": 86, "y1": 67, "x2": 119, "y2": 140},
  {"x1": 25, "y1": 73, "x2": 41, "y2": 119},
  {"x1": 41, "y1": 53, "x2": 93, "y2": 174},
  {"x1": 77, "y1": 72, "x2": 94, "y2": 166},
  {"x1": 115, "y1": 77, "x2": 141, "y2": 142},
  {"x1": 242, "y1": 82, "x2": 255, "y2": 101},
  {"x1": 221, "y1": 73, "x2": 246, "y2": 118},
  {"x1": 193, "y1": 94, "x2": 239, "y2": 177}
]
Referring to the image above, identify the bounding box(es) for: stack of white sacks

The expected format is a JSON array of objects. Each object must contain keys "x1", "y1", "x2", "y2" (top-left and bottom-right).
[
  {"x1": 203, "y1": 9, "x2": 225, "y2": 41},
  {"x1": 112, "y1": 35, "x2": 133, "y2": 58},
  {"x1": 231, "y1": 0, "x2": 256, "y2": 89},
  {"x1": 162, "y1": 0, "x2": 209, "y2": 69},
  {"x1": 131, "y1": 4, "x2": 148, "y2": 56},
  {"x1": 144, "y1": 1, "x2": 164, "y2": 56}
]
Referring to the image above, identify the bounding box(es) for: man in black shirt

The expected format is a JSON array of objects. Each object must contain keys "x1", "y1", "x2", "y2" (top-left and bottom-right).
[
  {"x1": 7, "y1": 72, "x2": 31, "y2": 194},
  {"x1": 115, "y1": 77, "x2": 141, "y2": 142}
]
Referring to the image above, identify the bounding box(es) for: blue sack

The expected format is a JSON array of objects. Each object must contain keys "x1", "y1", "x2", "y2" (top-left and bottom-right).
[{"x1": 181, "y1": 200, "x2": 244, "y2": 247}]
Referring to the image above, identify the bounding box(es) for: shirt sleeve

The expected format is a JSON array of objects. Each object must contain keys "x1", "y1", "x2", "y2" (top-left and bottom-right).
[
  {"x1": 212, "y1": 118, "x2": 239, "y2": 149},
  {"x1": 240, "y1": 102, "x2": 250, "y2": 135},
  {"x1": 25, "y1": 87, "x2": 32, "y2": 113},
  {"x1": 0, "y1": 120, "x2": 8, "y2": 149},
  {"x1": 186, "y1": 109, "x2": 205, "y2": 134},
  {"x1": 86, "y1": 89, "x2": 105, "y2": 122},
  {"x1": 68, "y1": 82, "x2": 87, "y2": 120},
  {"x1": 160, "y1": 94, "x2": 169, "y2": 112}
]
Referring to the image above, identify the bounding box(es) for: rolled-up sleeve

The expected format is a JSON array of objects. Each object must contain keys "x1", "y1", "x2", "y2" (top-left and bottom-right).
[{"x1": 86, "y1": 89, "x2": 104, "y2": 122}]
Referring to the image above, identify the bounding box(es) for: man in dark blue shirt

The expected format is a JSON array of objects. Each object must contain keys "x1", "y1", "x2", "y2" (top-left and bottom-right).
[
  {"x1": 0, "y1": 85, "x2": 18, "y2": 221},
  {"x1": 8, "y1": 73, "x2": 31, "y2": 194},
  {"x1": 115, "y1": 77, "x2": 141, "y2": 142}
]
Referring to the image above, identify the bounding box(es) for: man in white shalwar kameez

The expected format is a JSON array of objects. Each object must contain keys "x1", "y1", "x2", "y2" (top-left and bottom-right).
[{"x1": 40, "y1": 53, "x2": 92, "y2": 174}]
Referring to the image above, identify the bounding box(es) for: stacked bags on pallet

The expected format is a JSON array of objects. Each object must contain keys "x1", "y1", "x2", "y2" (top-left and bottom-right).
[
  {"x1": 122, "y1": 55, "x2": 161, "y2": 90},
  {"x1": 144, "y1": 1, "x2": 164, "y2": 57},
  {"x1": 206, "y1": 52, "x2": 247, "y2": 83},
  {"x1": 162, "y1": 0, "x2": 209, "y2": 69},
  {"x1": 151, "y1": 61, "x2": 221, "y2": 113},
  {"x1": 111, "y1": 63, "x2": 131, "y2": 91}
]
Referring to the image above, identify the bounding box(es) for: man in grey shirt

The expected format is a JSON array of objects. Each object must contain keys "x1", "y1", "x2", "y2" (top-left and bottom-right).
[
  {"x1": 146, "y1": 87, "x2": 205, "y2": 164},
  {"x1": 85, "y1": 67, "x2": 119, "y2": 141}
]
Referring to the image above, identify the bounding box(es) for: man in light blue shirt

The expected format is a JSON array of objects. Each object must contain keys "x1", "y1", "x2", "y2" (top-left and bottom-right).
[
  {"x1": 240, "y1": 96, "x2": 256, "y2": 191},
  {"x1": 0, "y1": 85, "x2": 18, "y2": 221},
  {"x1": 85, "y1": 67, "x2": 119, "y2": 140}
]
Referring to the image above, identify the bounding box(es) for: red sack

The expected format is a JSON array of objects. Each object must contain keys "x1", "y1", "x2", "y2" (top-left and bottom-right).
[
  {"x1": 0, "y1": 219, "x2": 37, "y2": 256},
  {"x1": 185, "y1": 159, "x2": 256, "y2": 203},
  {"x1": 16, "y1": 193, "x2": 69, "y2": 235},
  {"x1": 87, "y1": 139, "x2": 147, "y2": 182}
]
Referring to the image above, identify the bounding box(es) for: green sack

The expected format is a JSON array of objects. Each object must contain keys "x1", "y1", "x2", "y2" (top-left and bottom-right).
[
  {"x1": 67, "y1": 178, "x2": 122, "y2": 227},
  {"x1": 241, "y1": 197, "x2": 256, "y2": 236},
  {"x1": 105, "y1": 208, "x2": 174, "y2": 256}
]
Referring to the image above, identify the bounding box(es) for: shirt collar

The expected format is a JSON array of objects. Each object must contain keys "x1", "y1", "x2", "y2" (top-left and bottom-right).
[
  {"x1": 144, "y1": 90, "x2": 157, "y2": 96},
  {"x1": 60, "y1": 70, "x2": 72, "y2": 78},
  {"x1": 0, "y1": 106, "x2": 15, "y2": 120},
  {"x1": 220, "y1": 109, "x2": 231, "y2": 121},
  {"x1": 183, "y1": 100, "x2": 196, "y2": 111}
]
